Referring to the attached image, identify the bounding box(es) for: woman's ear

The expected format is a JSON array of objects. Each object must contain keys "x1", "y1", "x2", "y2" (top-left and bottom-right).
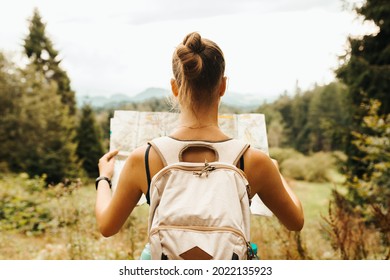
[
  {"x1": 171, "y1": 79, "x2": 179, "y2": 97},
  {"x1": 219, "y1": 76, "x2": 227, "y2": 97}
]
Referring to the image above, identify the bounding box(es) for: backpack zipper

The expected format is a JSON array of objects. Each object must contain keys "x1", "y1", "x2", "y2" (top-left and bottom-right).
[
  {"x1": 150, "y1": 225, "x2": 252, "y2": 259},
  {"x1": 153, "y1": 163, "x2": 249, "y2": 186}
]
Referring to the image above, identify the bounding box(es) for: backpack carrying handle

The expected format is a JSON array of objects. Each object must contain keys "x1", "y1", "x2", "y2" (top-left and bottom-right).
[
  {"x1": 148, "y1": 136, "x2": 250, "y2": 167},
  {"x1": 179, "y1": 143, "x2": 219, "y2": 162}
]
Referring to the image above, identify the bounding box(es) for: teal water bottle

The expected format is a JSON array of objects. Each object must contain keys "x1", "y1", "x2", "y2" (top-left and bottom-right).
[
  {"x1": 139, "y1": 243, "x2": 151, "y2": 260},
  {"x1": 250, "y1": 242, "x2": 259, "y2": 260}
]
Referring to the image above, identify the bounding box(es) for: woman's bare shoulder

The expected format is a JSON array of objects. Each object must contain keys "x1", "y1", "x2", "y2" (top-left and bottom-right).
[
  {"x1": 245, "y1": 147, "x2": 272, "y2": 168},
  {"x1": 243, "y1": 147, "x2": 278, "y2": 193},
  {"x1": 133, "y1": 144, "x2": 149, "y2": 156},
  {"x1": 119, "y1": 145, "x2": 149, "y2": 177},
  {"x1": 121, "y1": 143, "x2": 164, "y2": 186}
]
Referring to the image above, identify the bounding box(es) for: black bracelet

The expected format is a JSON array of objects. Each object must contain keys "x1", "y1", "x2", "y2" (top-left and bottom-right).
[{"x1": 95, "y1": 176, "x2": 112, "y2": 190}]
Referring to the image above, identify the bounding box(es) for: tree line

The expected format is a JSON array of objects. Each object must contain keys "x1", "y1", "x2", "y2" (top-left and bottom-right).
[{"x1": 257, "y1": 82, "x2": 350, "y2": 154}]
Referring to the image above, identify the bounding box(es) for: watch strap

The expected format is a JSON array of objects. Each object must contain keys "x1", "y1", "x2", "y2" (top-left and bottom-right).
[{"x1": 95, "y1": 176, "x2": 112, "y2": 190}]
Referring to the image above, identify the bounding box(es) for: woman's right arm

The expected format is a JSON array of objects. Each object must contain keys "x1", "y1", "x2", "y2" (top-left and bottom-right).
[
  {"x1": 245, "y1": 148, "x2": 304, "y2": 231},
  {"x1": 95, "y1": 146, "x2": 146, "y2": 237}
]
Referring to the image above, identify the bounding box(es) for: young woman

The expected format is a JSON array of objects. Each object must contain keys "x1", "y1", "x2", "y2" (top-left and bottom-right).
[{"x1": 95, "y1": 32, "x2": 304, "y2": 239}]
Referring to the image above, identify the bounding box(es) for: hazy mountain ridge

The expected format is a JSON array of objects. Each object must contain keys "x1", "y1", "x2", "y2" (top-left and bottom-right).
[{"x1": 77, "y1": 87, "x2": 265, "y2": 109}]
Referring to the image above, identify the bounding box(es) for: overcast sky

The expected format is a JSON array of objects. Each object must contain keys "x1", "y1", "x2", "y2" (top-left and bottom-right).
[{"x1": 0, "y1": 0, "x2": 376, "y2": 101}]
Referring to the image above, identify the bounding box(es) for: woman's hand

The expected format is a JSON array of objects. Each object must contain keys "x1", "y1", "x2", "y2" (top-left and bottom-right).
[{"x1": 98, "y1": 150, "x2": 119, "y2": 179}]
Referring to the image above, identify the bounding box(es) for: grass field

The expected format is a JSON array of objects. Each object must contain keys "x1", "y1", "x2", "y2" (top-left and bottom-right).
[
  {"x1": 250, "y1": 179, "x2": 340, "y2": 260},
  {"x1": 0, "y1": 173, "x2": 342, "y2": 260}
]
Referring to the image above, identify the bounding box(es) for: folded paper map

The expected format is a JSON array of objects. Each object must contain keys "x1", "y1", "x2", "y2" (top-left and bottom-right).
[{"x1": 110, "y1": 110, "x2": 272, "y2": 216}]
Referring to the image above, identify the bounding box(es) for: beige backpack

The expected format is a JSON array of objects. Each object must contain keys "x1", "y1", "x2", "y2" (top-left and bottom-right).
[{"x1": 147, "y1": 136, "x2": 253, "y2": 260}]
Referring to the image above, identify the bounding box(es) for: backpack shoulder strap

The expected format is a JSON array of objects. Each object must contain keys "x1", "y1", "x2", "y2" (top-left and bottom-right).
[
  {"x1": 145, "y1": 143, "x2": 152, "y2": 205},
  {"x1": 212, "y1": 139, "x2": 250, "y2": 166},
  {"x1": 148, "y1": 136, "x2": 188, "y2": 166}
]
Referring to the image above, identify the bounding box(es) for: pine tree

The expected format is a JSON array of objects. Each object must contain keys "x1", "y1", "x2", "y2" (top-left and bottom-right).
[
  {"x1": 17, "y1": 8, "x2": 81, "y2": 182},
  {"x1": 76, "y1": 104, "x2": 104, "y2": 178},
  {"x1": 306, "y1": 83, "x2": 349, "y2": 152},
  {"x1": 23, "y1": 8, "x2": 76, "y2": 115},
  {"x1": 289, "y1": 90, "x2": 312, "y2": 153},
  {"x1": 1, "y1": 53, "x2": 80, "y2": 182},
  {"x1": 17, "y1": 64, "x2": 80, "y2": 182},
  {"x1": 336, "y1": 0, "x2": 390, "y2": 182},
  {"x1": 0, "y1": 53, "x2": 24, "y2": 171}
]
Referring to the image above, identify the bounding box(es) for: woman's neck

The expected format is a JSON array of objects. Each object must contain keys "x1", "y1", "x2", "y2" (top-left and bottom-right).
[
  {"x1": 178, "y1": 105, "x2": 219, "y2": 129},
  {"x1": 171, "y1": 103, "x2": 230, "y2": 141}
]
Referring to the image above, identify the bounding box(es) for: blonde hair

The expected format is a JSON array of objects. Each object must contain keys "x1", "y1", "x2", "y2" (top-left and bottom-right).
[{"x1": 172, "y1": 32, "x2": 225, "y2": 110}]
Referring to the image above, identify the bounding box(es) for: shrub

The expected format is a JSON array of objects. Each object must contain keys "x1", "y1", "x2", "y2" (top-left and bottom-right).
[
  {"x1": 280, "y1": 151, "x2": 335, "y2": 182},
  {"x1": 0, "y1": 173, "x2": 80, "y2": 236},
  {"x1": 0, "y1": 174, "x2": 51, "y2": 235},
  {"x1": 307, "y1": 152, "x2": 335, "y2": 182},
  {"x1": 0, "y1": 194, "x2": 52, "y2": 234},
  {"x1": 269, "y1": 147, "x2": 304, "y2": 164}
]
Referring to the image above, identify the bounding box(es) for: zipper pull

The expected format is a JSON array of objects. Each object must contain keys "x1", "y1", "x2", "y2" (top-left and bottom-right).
[{"x1": 193, "y1": 162, "x2": 216, "y2": 177}]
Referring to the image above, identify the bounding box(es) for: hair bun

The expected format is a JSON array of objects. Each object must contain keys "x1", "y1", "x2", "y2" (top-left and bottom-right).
[
  {"x1": 183, "y1": 32, "x2": 205, "y2": 54},
  {"x1": 175, "y1": 32, "x2": 204, "y2": 80},
  {"x1": 172, "y1": 31, "x2": 225, "y2": 104}
]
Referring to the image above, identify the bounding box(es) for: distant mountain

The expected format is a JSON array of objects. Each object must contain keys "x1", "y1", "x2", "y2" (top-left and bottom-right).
[
  {"x1": 131, "y1": 87, "x2": 170, "y2": 102},
  {"x1": 77, "y1": 94, "x2": 129, "y2": 108},
  {"x1": 76, "y1": 87, "x2": 264, "y2": 109},
  {"x1": 77, "y1": 87, "x2": 170, "y2": 108},
  {"x1": 222, "y1": 92, "x2": 264, "y2": 109}
]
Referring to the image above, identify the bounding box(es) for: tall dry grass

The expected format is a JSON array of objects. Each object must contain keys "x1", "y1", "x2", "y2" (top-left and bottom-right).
[{"x1": 1, "y1": 170, "x2": 387, "y2": 260}]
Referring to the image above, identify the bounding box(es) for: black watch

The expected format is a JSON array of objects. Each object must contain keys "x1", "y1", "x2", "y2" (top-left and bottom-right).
[{"x1": 95, "y1": 176, "x2": 112, "y2": 190}]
